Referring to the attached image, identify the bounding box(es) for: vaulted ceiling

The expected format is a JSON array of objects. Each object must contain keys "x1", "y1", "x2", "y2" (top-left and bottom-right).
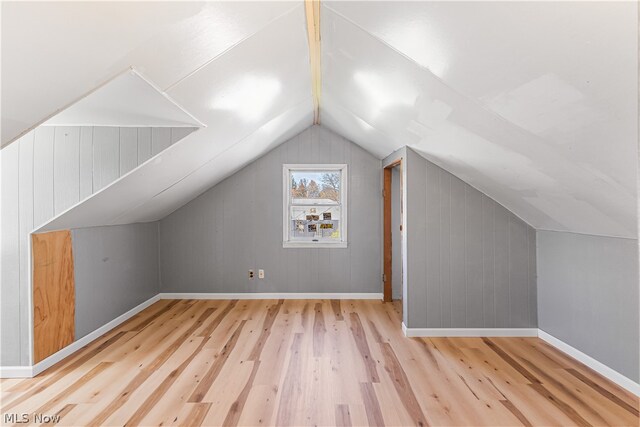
[{"x1": 2, "y1": 1, "x2": 637, "y2": 238}]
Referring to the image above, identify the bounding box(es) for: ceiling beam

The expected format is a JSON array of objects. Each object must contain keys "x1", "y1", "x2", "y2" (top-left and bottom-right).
[{"x1": 305, "y1": 0, "x2": 321, "y2": 124}]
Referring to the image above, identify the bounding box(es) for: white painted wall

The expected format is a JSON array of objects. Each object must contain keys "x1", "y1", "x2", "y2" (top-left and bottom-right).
[{"x1": 0, "y1": 125, "x2": 193, "y2": 366}]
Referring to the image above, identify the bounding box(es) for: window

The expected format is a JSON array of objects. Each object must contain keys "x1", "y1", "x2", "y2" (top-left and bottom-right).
[{"x1": 283, "y1": 164, "x2": 347, "y2": 248}]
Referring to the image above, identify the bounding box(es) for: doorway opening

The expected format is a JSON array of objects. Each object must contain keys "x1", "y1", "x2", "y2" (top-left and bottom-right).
[{"x1": 383, "y1": 160, "x2": 402, "y2": 305}]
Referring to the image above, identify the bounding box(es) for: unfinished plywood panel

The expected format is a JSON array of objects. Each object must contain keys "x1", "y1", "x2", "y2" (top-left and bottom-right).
[{"x1": 32, "y1": 230, "x2": 75, "y2": 363}]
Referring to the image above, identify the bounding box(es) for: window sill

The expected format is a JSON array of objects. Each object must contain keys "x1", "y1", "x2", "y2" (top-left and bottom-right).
[{"x1": 283, "y1": 241, "x2": 348, "y2": 249}]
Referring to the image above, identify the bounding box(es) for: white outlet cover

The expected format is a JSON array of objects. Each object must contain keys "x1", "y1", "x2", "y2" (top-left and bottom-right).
[{"x1": 258, "y1": 269, "x2": 265, "y2": 279}]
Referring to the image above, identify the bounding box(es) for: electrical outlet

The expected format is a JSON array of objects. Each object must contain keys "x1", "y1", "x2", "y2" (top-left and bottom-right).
[
  {"x1": 258, "y1": 269, "x2": 265, "y2": 279},
  {"x1": 248, "y1": 270, "x2": 254, "y2": 279}
]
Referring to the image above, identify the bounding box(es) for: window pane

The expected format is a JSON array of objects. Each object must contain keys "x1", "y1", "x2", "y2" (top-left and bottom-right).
[
  {"x1": 290, "y1": 171, "x2": 340, "y2": 204},
  {"x1": 290, "y1": 205, "x2": 341, "y2": 241}
]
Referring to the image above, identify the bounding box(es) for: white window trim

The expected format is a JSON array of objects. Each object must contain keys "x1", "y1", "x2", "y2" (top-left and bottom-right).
[{"x1": 283, "y1": 164, "x2": 348, "y2": 249}]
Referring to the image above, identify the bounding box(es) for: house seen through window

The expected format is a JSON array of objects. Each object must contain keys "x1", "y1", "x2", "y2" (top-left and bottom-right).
[{"x1": 283, "y1": 164, "x2": 347, "y2": 248}]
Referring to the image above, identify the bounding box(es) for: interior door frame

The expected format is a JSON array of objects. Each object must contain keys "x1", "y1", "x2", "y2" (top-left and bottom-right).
[{"x1": 383, "y1": 159, "x2": 402, "y2": 302}]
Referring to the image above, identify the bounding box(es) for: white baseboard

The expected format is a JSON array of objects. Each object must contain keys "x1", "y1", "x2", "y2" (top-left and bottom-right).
[
  {"x1": 538, "y1": 329, "x2": 640, "y2": 397},
  {"x1": 401, "y1": 324, "x2": 538, "y2": 337},
  {"x1": 159, "y1": 292, "x2": 383, "y2": 300},
  {"x1": 0, "y1": 365, "x2": 34, "y2": 378},
  {"x1": 0, "y1": 295, "x2": 161, "y2": 379}
]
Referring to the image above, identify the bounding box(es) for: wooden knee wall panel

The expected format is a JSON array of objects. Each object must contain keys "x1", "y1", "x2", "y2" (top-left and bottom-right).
[{"x1": 32, "y1": 230, "x2": 75, "y2": 363}]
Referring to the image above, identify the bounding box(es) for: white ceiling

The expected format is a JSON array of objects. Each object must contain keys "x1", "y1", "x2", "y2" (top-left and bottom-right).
[
  {"x1": 1, "y1": 1, "x2": 297, "y2": 145},
  {"x1": 42, "y1": 70, "x2": 203, "y2": 128},
  {"x1": 3, "y1": 1, "x2": 637, "y2": 238},
  {"x1": 322, "y1": 1, "x2": 638, "y2": 238},
  {"x1": 35, "y1": 3, "x2": 313, "y2": 232}
]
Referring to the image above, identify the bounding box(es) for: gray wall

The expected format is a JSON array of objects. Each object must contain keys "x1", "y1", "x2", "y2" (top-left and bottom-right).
[
  {"x1": 537, "y1": 231, "x2": 639, "y2": 382},
  {"x1": 384, "y1": 147, "x2": 537, "y2": 329},
  {"x1": 160, "y1": 125, "x2": 382, "y2": 294},
  {"x1": 1, "y1": 125, "x2": 193, "y2": 366},
  {"x1": 72, "y1": 223, "x2": 160, "y2": 339}
]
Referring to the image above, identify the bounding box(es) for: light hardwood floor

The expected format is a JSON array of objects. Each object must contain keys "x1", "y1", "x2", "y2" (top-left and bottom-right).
[{"x1": 1, "y1": 299, "x2": 638, "y2": 426}]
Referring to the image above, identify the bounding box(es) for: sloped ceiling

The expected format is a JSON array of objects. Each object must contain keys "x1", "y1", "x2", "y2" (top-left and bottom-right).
[
  {"x1": 2, "y1": 1, "x2": 637, "y2": 238},
  {"x1": 32, "y1": 3, "x2": 314, "y2": 232},
  {"x1": 321, "y1": 1, "x2": 638, "y2": 238},
  {"x1": 41, "y1": 70, "x2": 204, "y2": 128},
  {"x1": 1, "y1": 1, "x2": 300, "y2": 144}
]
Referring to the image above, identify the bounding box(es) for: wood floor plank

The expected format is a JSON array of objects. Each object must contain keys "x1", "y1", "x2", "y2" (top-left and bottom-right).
[
  {"x1": 86, "y1": 303, "x2": 216, "y2": 426},
  {"x1": 198, "y1": 300, "x2": 238, "y2": 337},
  {"x1": 275, "y1": 333, "x2": 304, "y2": 426},
  {"x1": 248, "y1": 300, "x2": 283, "y2": 361},
  {"x1": 222, "y1": 361, "x2": 261, "y2": 426},
  {"x1": 500, "y1": 398, "x2": 533, "y2": 427},
  {"x1": 127, "y1": 299, "x2": 180, "y2": 332},
  {"x1": 482, "y1": 337, "x2": 541, "y2": 384},
  {"x1": 313, "y1": 302, "x2": 327, "y2": 357},
  {"x1": 331, "y1": 300, "x2": 344, "y2": 321},
  {"x1": 3, "y1": 299, "x2": 637, "y2": 427},
  {"x1": 123, "y1": 336, "x2": 211, "y2": 426},
  {"x1": 335, "y1": 403, "x2": 352, "y2": 426},
  {"x1": 33, "y1": 362, "x2": 113, "y2": 415},
  {"x1": 188, "y1": 320, "x2": 247, "y2": 403},
  {"x1": 529, "y1": 382, "x2": 592, "y2": 427},
  {"x1": 380, "y1": 342, "x2": 430, "y2": 426},
  {"x1": 499, "y1": 338, "x2": 616, "y2": 426},
  {"x1": 348, "y1": 312, "x2": 380, "y2": 383},
  {"x1": 330, "y1": 311, "x2": 365, "y2": 400},
  {"x1": 566, "y1": 368, "x2": 639, "y2": 417},
  {"x1": 1, "y1": 331, "x2": 131, "y2": 412},
  {"x1": 359, "y1": 382, "x2": 385, "y2": 427},
  {"x1": 182, "y1": 402, "x2": 212, "y2": 426}
]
